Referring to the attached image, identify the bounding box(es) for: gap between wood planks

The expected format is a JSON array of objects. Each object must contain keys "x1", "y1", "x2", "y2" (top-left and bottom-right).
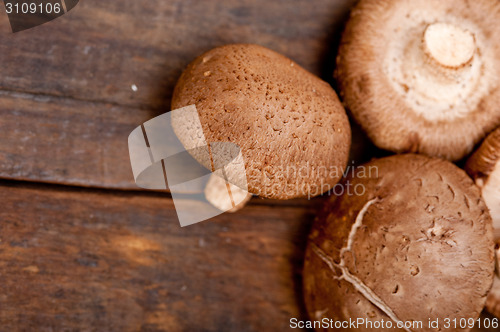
[
  {"x1": 0, "y1": 88, "x2": 323, "y2": 209},
  {"x1": 0, "y1": 172, "x2": 315, "y2": 332},
  {"x1": 0, "y1": 178, "x2": 320, "y2": 210}
]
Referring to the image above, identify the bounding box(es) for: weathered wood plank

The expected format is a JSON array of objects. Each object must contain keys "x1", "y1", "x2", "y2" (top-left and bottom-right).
[
  {"x1": 0, "y1": 0, "x2": 356, "y2": 111},
  {"x1": 0, "y1": 90, "x2": 149, "y2": 189},
  {"x1": 0, "y1": 88, "x2": 364, "y2": 207},
  {"x1": 0, "y1": 0, "x2": 371, "y2": 200},
  {"x1": 0, "y1": 181, "x2": 315, "y2": 331}
]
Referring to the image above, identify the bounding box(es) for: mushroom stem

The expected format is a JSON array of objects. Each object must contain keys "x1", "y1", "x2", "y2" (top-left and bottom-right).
[
  {"x1": 204, "y1": 172, "x2": 252, "y2": 213},
  {"x1": 423, "y1": 23, "x2": 476, "y2": 68},
  {"x1": 480, "y1": 163, "x2": 500, "y2": 237}
]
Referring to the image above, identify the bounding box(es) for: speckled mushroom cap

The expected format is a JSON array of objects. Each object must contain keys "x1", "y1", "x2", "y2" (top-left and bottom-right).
[
  {"x1": 303, "y1": 154, "x2": 494, "y2": 332},
  {"x1": 336, "y1": 0, "x2": 500, "y2": 161},
  {"x1": 172, "y1": 44, "x2": 351, "y2": 199},
  {"x1": 466, "y1": 127, "x2": 500, "y2": 239}
]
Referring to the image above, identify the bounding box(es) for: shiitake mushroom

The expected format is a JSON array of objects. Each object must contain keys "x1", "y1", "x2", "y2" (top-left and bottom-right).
[
  {"x1": 303, "y1": 154, "x2": 494, "y2": 331},
  {"x1": 466, "y1": 127, "x2": 500, "y2": 240},
  {"x1": 466, "y1": 128, "x2": 500, "y2": 319},
  {"x1": 336, "y1": 0, "x2": 500, "y2": 161},
  {"x1": 172, "y1": 44, "x2": 351, "y2": 200}
]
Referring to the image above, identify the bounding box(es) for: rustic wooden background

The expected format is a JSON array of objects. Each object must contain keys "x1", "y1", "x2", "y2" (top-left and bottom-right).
[
  {"x1": 0, "y1": 1, "x2": 355, "y2": 331},
  {"x1": 0, "y1": 1, "x2": 495, "y2": 331}
]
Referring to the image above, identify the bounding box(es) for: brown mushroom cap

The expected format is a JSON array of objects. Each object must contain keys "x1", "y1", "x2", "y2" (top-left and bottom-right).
[
  {"x1": 303, "y1": 154, "x2": 494, "y2": 331},
  {"x1": 466, "y1": 127, "x2": 500, "y2": 239},
  {"x1": 172, "y1": 44, "x2": 351, "y2": 200},
  {"x1": 336, "y1": 0, "x2": 500, "y2": 161}
]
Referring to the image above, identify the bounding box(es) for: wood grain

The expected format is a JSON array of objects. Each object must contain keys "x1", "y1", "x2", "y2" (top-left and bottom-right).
[
  {"x1": 0, "y1": 0, "x2": 356, "y2": 111},
  {"x1": 0, "y1": 180, "x2": 315, "y2": 331},
  {"x1": 0, "y1": 0, "x2": 371, "y2": 197},
  {"x1": 3, "y1": 1, "x2": 491, "y2": 331},
  {"x1": 0, "y1": 91, "x2": 146, "y2": 189},
  {"x1": 0, "y1": 90, "x2": 338, "y2": 210}
]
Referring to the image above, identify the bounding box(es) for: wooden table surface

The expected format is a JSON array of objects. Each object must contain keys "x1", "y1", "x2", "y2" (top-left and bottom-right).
[
  {"x1": 0, "y1": 1, "x2": 358, "y2": 331},
  {"x1": 0, "y1": 1, "x2": 495, "y2": 331}
]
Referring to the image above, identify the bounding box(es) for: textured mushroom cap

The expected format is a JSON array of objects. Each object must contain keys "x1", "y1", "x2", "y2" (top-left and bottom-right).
[
  {"x1": 303, "y1": 154, "x2": 494, "y2": 331},
  {"x1": 172, "y1": 44, "x2": 351, "y2": 199},
  {"x1": 336, "y1": 0, "x2": 500, "y2": 161},
  {"x1": 466, "y1": 127, "x2": 500, "y2": 238}
]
